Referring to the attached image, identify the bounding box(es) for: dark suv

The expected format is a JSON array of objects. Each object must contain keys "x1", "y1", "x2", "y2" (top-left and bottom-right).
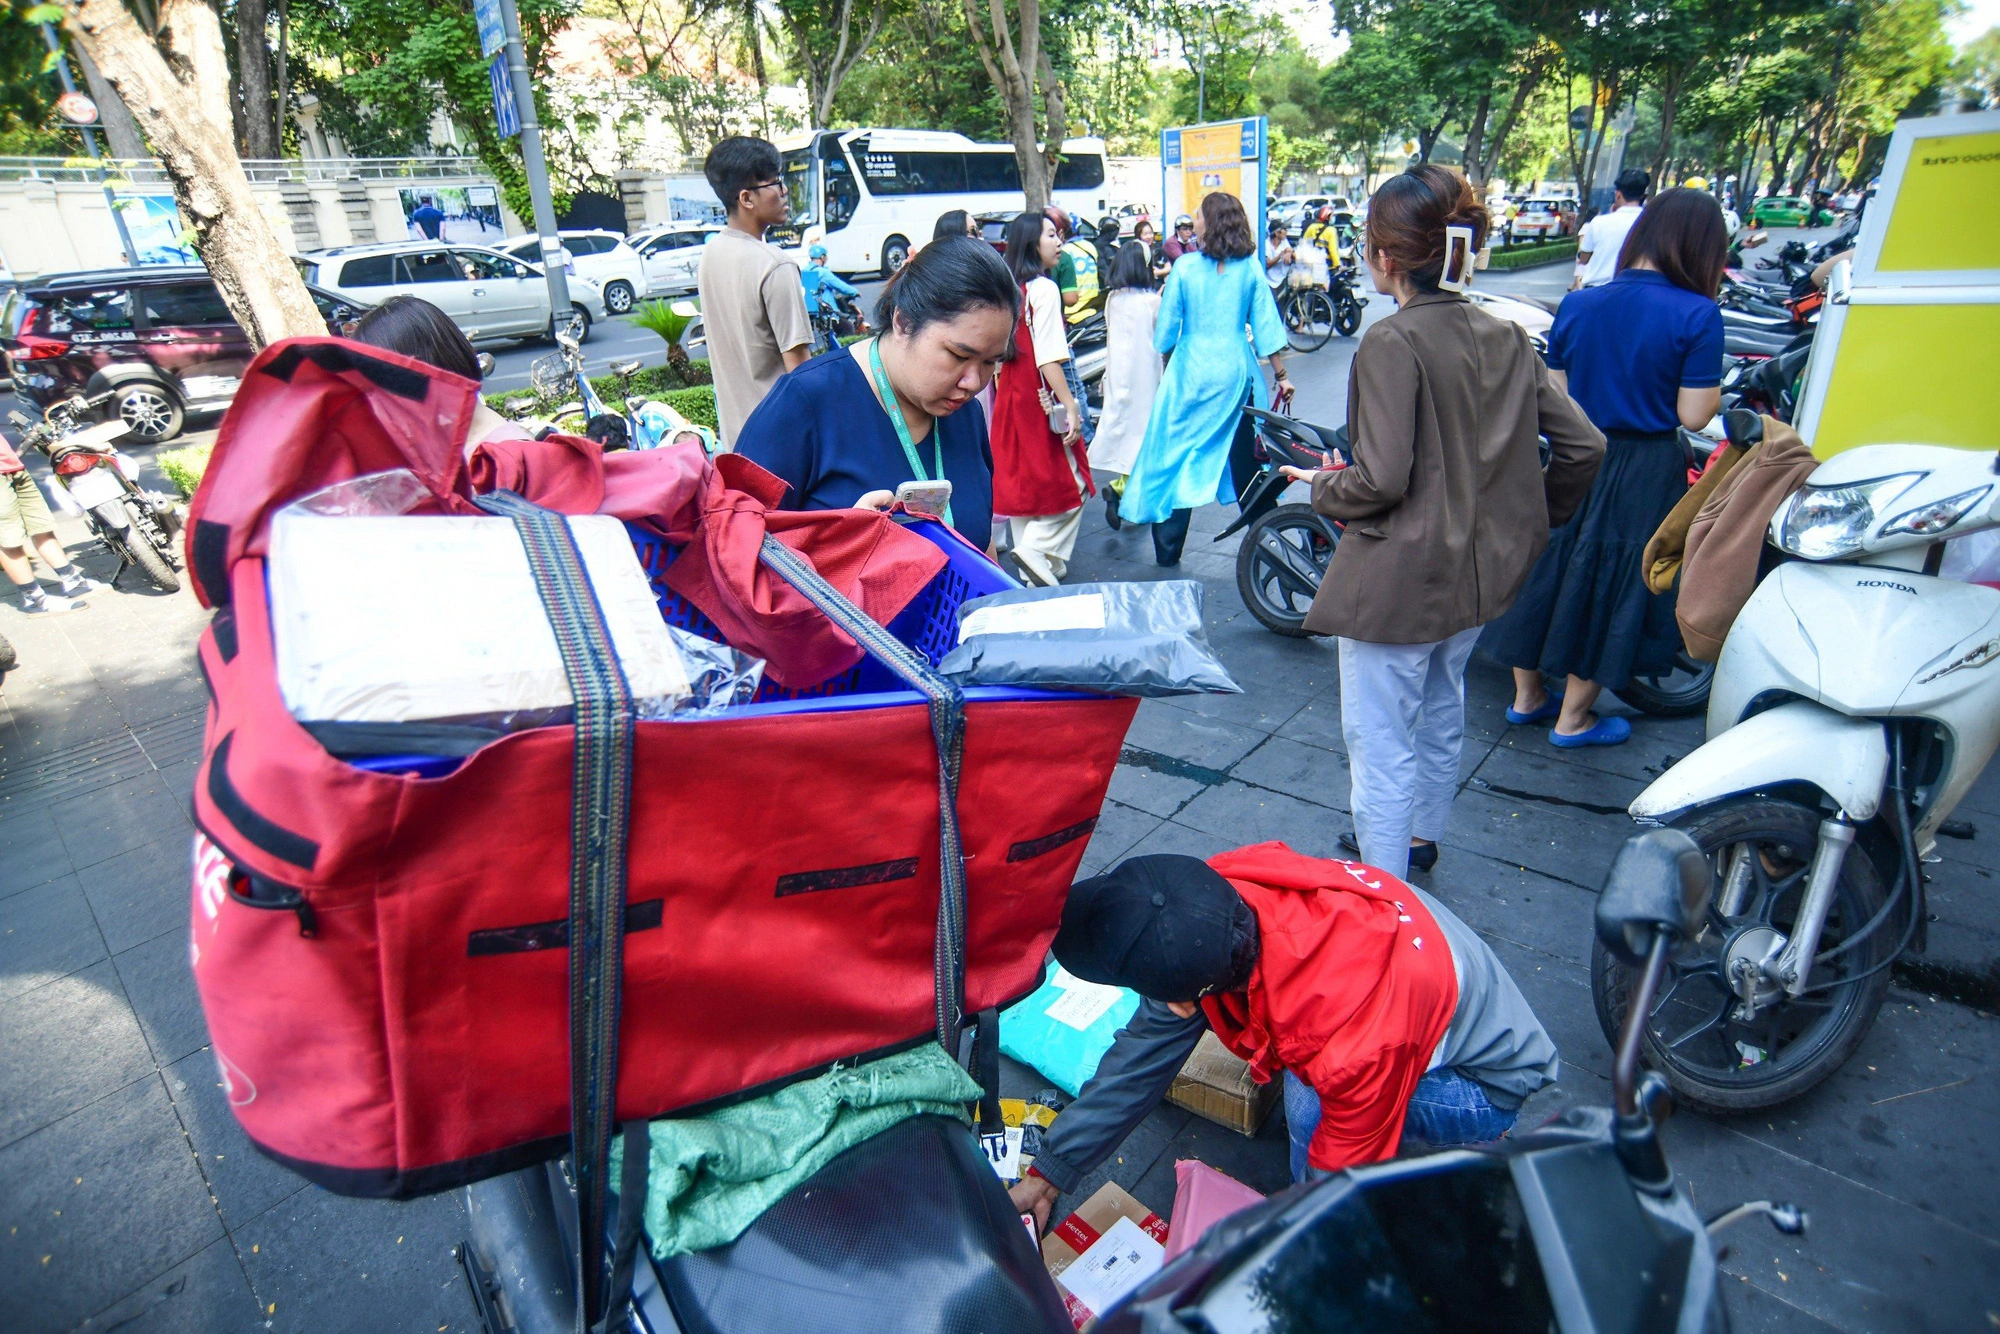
[{"x1": 0, "y1": 265, "x2": 367, "y2": 443}]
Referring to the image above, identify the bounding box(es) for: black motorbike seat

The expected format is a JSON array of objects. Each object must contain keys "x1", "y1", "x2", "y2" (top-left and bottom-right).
[{"x1": 649, "y1": 1115, "x2": 1071, "y2": 1334}]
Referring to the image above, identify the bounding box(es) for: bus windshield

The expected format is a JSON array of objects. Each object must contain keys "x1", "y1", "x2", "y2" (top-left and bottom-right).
[{"x1": 782, "y1": 149, "x2": 818, "y2": 227}]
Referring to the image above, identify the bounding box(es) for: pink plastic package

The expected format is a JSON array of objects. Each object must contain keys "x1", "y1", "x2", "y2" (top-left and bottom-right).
[{"x1": 1164, "y1": 1160, "x2": 1266, "y2": 1262}]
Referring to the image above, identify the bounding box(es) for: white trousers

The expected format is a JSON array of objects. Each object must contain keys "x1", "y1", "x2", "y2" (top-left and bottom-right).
[
  {"x1": 1007, "y1": 452, "x2": 1087, "y2": 584},
  {"x1": 1337, "y1": 625, "x2": 1483, "y2": 881}
]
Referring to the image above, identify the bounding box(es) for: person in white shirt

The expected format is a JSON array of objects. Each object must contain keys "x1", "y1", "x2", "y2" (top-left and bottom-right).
[{"x1": 1572, "y1": 169, "x2": 1650, "y2": 290}]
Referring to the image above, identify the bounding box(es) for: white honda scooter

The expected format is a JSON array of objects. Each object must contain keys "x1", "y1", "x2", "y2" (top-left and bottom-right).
[{"x1": 1595, "y1": 410, "x2": 2000, "y2": 1114}]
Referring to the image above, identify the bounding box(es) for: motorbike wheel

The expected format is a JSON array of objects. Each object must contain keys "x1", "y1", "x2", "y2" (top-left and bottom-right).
[
  {"x1": 0, "y1": 631, "x2": 15, "y2": 679},
  {"x1": 1234, "y1": 503, "x2": 1339, "y2": 637},
  {"x1": 1616, "y1": 650, "x2": 1714, "y2": 718},
  {"x1": 1285, "y1": 290, "x2": 1336, "y2": 353},
  {"x1": 1334, "y1": 296, "x2": 1364, "y2": 338},
  {"x1": 1592, "y1": 796, "x2": 1892, "y2": 1114},
  {"x1": 99, "y1": 501, "x2": 180, "y2": 593}
]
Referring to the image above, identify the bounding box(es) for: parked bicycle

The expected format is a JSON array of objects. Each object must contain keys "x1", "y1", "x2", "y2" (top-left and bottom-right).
[{"x1": 1274, "y1": 276, "x2": 1337, "y2": 353}]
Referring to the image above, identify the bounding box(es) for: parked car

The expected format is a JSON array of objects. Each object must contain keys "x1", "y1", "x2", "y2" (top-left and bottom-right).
[
  {"x1": 1507, "y1": 198, "x2": 1578, "y2": 243},
  {"x1": 496, "y1": 230, "x2": 648, "y2": 315},
  {"x1": 1749, "y1": 195, "x2": 1811, "y2": 228},
  {"x1": 0, "y1": 265, "x2": 369, "y2": 443},
  {"x1": 298, "y1": 241, "x2": 604, "y2": 345},
  {"x1": 629, "y1": 224, "x2": 722, "y2": 297}
]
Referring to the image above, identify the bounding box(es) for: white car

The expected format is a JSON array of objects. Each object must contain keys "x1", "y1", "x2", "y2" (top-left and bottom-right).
[
  {"x1": 630, "y1": 225, "x2": 722, "y2": 297},
  {"x1": 298, "y1": 241, "x2": 605, "y2": 344},
  {"x1": 1463, "y1": 289, "x2": 1554, "y2": 353},
  {"x1": 497, "y1": 230, "x2": 648, "y2": 315}
]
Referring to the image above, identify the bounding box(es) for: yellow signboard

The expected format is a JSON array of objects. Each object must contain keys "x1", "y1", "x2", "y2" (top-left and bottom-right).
[
  {"x1": 1160, "y1": 117, "x2": 1267, "y2": 254},
  {"x1": 1793, "y1": 109, "x2": 2000, "y2": 457}
]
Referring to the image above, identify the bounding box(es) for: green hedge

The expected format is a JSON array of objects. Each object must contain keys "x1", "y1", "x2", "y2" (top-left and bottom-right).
[
  {"x1": 485, "y1": 358, "x2": 712, "y2": 419},
  {"x1": 1484, "y1": 239, "x2": 1578, "y2": 272},
  {"x1": 156, "y1": 443, "x2": 212, "y2": 498},
  {"x1": 661, "y1": 386, "x2": 717, "y2": 431}
]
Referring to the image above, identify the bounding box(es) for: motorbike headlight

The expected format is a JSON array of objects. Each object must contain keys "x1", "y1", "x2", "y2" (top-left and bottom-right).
[
  {"x1": 1879, "y1": 485, "x2": 1993, "y2": 540},
  {"x1": 1776, "y1": 473, "x2": 1924, "y2": 558}
]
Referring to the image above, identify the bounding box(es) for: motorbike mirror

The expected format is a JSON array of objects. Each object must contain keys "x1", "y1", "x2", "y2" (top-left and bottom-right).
[
  {"x1": 475, "y1": 353, "x2": 497, "y2": 379},
  {"x1": 1596, "y1": 828, "x2": 1711, "y2": 967},
  {"x1": 1721, "y1": 408, "x2": 1764, "y2": 451}
]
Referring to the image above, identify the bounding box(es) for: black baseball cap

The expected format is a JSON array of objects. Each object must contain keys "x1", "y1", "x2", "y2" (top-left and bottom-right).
[{"x1": 1053, "y1": 855, "x2": 1252, "y2": 1002}]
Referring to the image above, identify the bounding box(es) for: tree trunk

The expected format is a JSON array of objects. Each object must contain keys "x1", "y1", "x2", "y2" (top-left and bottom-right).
[
  {"x1": 273, "y1": 0, "x2": 289, "y2": 154},
  {"x1": 67, "y1": 0, "x2": 325, "y2": 347},
  {"x1": 1480, "y1": 55, "x2": 1546, "y2": 186},
  {"x1": 960, "y1": 0, "x2": 1051, "y2": 210},
  {"x1": 1461, "y1": 92, "x2": 1491, "y2": 187},
  {"x1": 73, "y1": 43, "x2": 148, "y2": 159},
  {"x1": 1036, "y1": 46, "x2": 1067, "y2": 190},
  {"x1": 1416, "y1": 100, "x2": 1456, "y2": 164},
  {"x1": 1651, "y1": 64, "x2": 1682, "y2": 178},
  {"x1": 235, "y1": 0, "x2": 277, "y2": 159}
]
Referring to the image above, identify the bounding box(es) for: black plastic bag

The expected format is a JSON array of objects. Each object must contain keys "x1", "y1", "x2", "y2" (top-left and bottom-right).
[{"x1": 938, "y1": 581, "x2": 1241, "y2": 697}]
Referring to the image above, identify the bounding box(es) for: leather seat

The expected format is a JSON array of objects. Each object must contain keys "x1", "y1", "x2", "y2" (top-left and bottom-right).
[{"x1": 650, "y1": 1116, "x2": 1072, "y2": 1334}]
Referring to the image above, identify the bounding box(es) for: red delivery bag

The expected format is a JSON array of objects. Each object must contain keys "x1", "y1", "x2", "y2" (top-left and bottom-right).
[{"x1": 183, "y1": 339, "x2": 1135, "y2": 1208}]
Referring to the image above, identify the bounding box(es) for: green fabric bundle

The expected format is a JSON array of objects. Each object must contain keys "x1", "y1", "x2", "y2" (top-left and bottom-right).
[{"x1": 626, "y1": 1043, "x2": 982, "y2": 1259}]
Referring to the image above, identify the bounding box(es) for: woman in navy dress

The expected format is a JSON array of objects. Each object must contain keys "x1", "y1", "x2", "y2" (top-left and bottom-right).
[
  {"x1": 735, "y1": 237, "x2": 1018, "y2": 551},
  {"x1": 1482, "y1": 189, "x2": 1728, "y2": 747}
]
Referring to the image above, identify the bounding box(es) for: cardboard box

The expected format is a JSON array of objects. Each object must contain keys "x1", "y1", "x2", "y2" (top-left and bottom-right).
[
  {"x1": 1041, "y1": 1183, "x2": 1169, "y2": 1330},
  {"x1": 1165, "y1": 1032, "x2": 1280, "y2": 1136}
]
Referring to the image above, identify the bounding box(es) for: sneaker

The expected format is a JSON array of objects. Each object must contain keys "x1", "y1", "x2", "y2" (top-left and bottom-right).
[
  {"x1": 24, "y1": 593, "x2": 84, "y2": 615},
  {"x1": 54, "y1": 575, "x2": 104, "y2": 598},
  {"x1": 1004, "y1": 549, "x2": 1058, "y2": 588}
]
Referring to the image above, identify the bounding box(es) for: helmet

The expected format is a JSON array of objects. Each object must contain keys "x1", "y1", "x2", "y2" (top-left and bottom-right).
[
  {"x1": 1682, "y1": 175, "x2": 1709, "y2": 191},
  {"x1": 807, "y1": 243, "x2": 828, "y2": 260},
  {"x1": 1317, "y1": 205, "x2": 1334, "y2": 223},
  {"x1": 1043, "y1": 205, "x2": 1072, "y2": 239},
  {"x1": 1174, "y1": 213, "x2": 1193, "y2": 229}
]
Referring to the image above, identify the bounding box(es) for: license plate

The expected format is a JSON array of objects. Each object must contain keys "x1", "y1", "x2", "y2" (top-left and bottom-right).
[{"x1": 63, "y1": 467, "x2": 125, "y2": 510}]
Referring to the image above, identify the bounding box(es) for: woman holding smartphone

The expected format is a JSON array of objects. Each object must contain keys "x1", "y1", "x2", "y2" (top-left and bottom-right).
[
  {"x1": 990, "y1": 210, "x2": 1090, "y2": 587},
  {"x1": 733, "y1": 237, "x2": 1017, "y2": 552}
]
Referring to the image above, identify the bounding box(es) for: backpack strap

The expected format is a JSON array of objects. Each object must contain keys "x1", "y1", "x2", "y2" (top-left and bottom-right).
[{"x1": 473, "y1": 490, "x2": 634, "y2": 1333}]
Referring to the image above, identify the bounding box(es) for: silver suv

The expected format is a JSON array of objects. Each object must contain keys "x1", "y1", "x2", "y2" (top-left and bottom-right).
[{"x1": 298, "y1": 241, "x2": 605, "y2": 344}]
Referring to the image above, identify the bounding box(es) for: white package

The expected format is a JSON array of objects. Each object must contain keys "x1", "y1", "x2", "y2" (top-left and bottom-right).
[{"x1": 269, "y1": 511, "x2": 692, "y2": 726}]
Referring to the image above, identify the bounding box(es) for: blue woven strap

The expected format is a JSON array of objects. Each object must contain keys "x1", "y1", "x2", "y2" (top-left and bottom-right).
[
  {"x1": 756, "y1": 534, "x2": 971, "y2": 1051},
  {"x1": 474, "y1": 490, "x2": 634, "y2": 1333}
]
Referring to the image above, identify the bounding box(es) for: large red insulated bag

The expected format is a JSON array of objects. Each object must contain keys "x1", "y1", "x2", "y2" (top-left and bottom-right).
[{"x1": 183, "y1": 339, "x2": 1135, "y2": 1200}]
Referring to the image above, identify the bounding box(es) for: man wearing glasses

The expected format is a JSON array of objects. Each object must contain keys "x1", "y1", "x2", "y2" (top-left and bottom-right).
[{"x1": 699, "y1": 136, "x2": 814, "y2": 448}]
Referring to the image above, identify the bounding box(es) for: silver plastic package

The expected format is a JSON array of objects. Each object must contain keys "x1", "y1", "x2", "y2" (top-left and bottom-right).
[
  {"x1": 662, "y1": 626, "x2": 765, "y2": 717},
  {"x1": 938, "y1": 581, "x2": 1241, "y2": 697}
]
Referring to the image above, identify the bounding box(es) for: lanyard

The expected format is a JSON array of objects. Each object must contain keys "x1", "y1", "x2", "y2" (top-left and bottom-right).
[{"x1": 867, "y1": 338, "x2": 951, "y2": 527}]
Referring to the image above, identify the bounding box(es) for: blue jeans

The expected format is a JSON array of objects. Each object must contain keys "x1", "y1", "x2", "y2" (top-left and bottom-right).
[{"x1": 1283, "y1": 1068, "x2": 1517, "y2": 1183}]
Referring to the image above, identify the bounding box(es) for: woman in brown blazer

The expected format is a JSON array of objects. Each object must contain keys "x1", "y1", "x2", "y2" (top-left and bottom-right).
[{"x1": 1278, "y1": 165, "x2": 1604, "y2": 879}]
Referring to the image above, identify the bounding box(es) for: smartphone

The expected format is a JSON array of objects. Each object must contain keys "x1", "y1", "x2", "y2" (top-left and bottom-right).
[{"x1": 895, "y1": 478, "x2": 954, "y2": 518}]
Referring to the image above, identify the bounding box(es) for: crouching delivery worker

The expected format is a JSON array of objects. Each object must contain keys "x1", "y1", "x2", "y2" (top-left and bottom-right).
[{"x1": 1009, "y1": 842, "x2": 1559, "y2": 1230}]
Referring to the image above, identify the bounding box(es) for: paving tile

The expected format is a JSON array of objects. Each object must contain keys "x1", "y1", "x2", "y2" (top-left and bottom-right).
[
  {"x1": 1437, "y1": 786, "x2": 1624, "y2": 891},
  {"x1": 234, "y1": 1186, "x2": 481, "y2": 1334},
  {"x1": 1078, "y1": 800, "x2": 1164, "y2": 876},
  {"x1": 1722, "y1": 1275, "x2": 1844, "y2": 1333},
  {"x1": 1171, "y1": 781, "x2": 1349, "y2": 862},
  {"x1": 0, "y1": 1074, "x2": 223, "y2": 1334},
  {"x1": 49, "y1": 773, "x2": 192, "y2": 871},
  {"x1": 1468, "y1": 743, "x2": 1649, "y2": 831},
  {"x1": 1105, "y1": 760, "x2": 1209, "y2": 818},
  {"x1": 0, "y1": 807, "x2": 73, "y2": 900},
  {"x1": 1122, "y1": 701, "x2": 1268, "y2": 772},
  {"x1": 0, "y1": 960, "x2": 153, "y2": 1148},
  {"x1": 1133, "y1": 1107, "x2": 1293, "y2": 1214},
  {"x1": 1663, "y1": 1112, "x2": 2000, "y2": 1334},
  {"x1": 1118, "y1": 819, "x2": 1236, "y2": 864},
  {"x1": 0, "y1": 875, "x2": 107, "y2": 1001},
  {"x1": 1227, "y1": 734, "x2": 1352, "y2": 813},
  {"x1": 73, "y1": 1234, "x2": 264, "y2": 1334},
  {"x1": 1485, "y1": 721, "x2": 1689, "y2": 789},
  {"x1": 161, "y1": 1050, "x2": 306, "y2": 1231},
  {"x1": 1146, "y1": 683, "x2": 1311, "y2": 736},
  {"x1": 1271, "y1": 694, "x2": 1347, "y2": 752},
  {"x1": 75, "y1": 834, "x2": 192, "y2": 954},
  {"x1": 1422, "y1": 852, "x2": 1601, "y2": 968},
  {"x1": 116, "y1": 931, "x2": 208, "y2": 1067}
]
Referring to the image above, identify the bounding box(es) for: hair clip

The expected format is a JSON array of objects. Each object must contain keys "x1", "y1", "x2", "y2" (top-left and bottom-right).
[{"x1": 1439, "y1": 224, "x2": 1474, "y2": 292}]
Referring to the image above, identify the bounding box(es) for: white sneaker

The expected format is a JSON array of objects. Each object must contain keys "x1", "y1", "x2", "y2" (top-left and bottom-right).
[
  {"x1": 55, "y1": 576, "x2": 104, "y2": 597},
  {"x1": 24, "y1": 594, "x2": 84, "y2": 615}
]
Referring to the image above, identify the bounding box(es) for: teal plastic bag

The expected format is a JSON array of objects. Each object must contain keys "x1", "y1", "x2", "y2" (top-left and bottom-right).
[{"x1": 998, "y1": 961, "x2": 1141, "y2": 1097}]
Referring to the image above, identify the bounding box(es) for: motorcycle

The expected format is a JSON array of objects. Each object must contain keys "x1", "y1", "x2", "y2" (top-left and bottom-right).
[
  {"x1": 459, "y1": 829, "x2": 1803, "y2": 1334},
  {"x1": 811, "y1": 291, "x2": 868, "y2": 353},
  {"x1": 1602, "y1": 412, "x2": 2000, "y2": 1113},
  {"x1": 1215, "y1": 403, "x2": 1346, "y2": 637},
  {"x1": 7, "y1": 393, "x2": 183, "y2": 593},
  {"x1": 1330, "y1": 259, "x2": 1366, "y2": 338}
]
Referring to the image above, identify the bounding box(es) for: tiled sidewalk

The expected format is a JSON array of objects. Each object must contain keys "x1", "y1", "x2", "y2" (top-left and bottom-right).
[{"x1": 2, "y1": 475, "x2": 1996, "y2": 1333}]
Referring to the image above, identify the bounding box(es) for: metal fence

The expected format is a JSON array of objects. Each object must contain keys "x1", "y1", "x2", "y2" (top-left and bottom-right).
[{"x1": 0, "y1": 155, "x2": 493, "y2": 185}]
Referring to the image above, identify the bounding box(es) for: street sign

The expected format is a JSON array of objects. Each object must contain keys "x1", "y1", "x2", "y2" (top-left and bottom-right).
[
  {"x1": 56, "y1": 90, "x2": 98, "y2": 125},
  {"x1": 1568, "y1": 107, "x2": 1593, "y2": 131},
  {"x1": 489, "y1": 56, "x2": 520, "y2": 139},
  {"x1": 474, "y1": 0, "x2": 506, "y2": 58}
]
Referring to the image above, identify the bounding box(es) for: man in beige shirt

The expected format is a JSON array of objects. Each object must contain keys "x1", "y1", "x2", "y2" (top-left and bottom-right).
[{"x1": 697, "y1": 136, "x2": 813, "y2": 448}]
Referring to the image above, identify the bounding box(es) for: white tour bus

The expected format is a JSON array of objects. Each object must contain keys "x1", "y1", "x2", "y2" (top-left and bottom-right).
[{"x1": 773, "y1": 128, "x2": 1113, "y2": 277}]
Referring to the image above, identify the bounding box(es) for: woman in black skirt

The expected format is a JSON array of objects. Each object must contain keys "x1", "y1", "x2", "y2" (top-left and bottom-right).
[{"x1": 1482, "y1": 189, "x2": 1728, "y2": 747}]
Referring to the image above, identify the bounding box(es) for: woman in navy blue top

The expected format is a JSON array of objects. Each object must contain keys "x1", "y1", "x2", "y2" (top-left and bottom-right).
[
  {"x1": 1483, "y1": 190, "x2": 1727, "y2": 747},
  {"x1": 735, "y1": 237, "x2": 1018, "y2": 551}
]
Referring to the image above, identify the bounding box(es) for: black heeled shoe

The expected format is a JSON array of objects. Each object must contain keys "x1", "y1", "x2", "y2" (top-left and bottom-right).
[
  {"x1": 1338, "y1": 831, "x2": 1439, "y2": 873},
  {"x1": 1104, "y1": 486, "x2": 1123, "y2": 531}
]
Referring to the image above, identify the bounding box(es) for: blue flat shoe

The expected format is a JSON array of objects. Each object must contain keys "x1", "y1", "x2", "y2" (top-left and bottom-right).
[
  {"x1": 1549, "y1": 715, "x2": 1632, "y2": 748},
  {"x1": 1504, "y1": 695, "x2": 1564, "y2": 726}
]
